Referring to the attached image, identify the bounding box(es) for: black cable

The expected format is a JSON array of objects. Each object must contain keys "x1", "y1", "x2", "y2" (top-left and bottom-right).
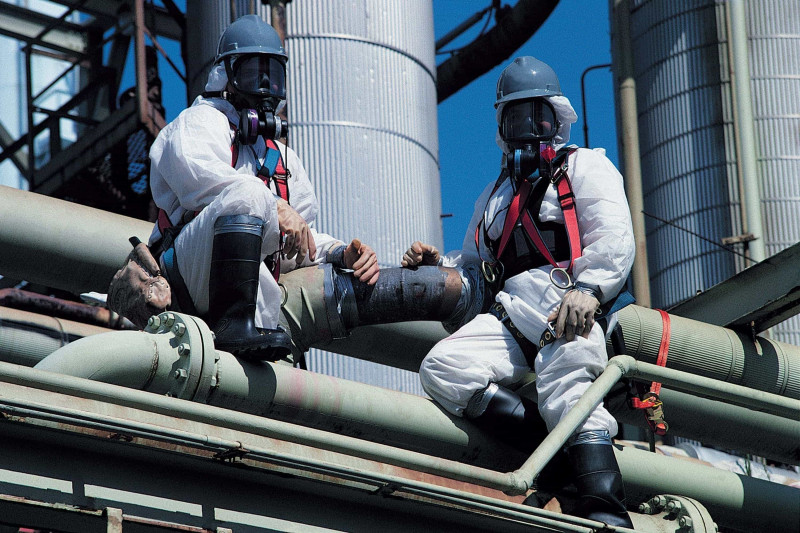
[{"x1": 642, "y1": 210, "x2": 754, "y2": 263}]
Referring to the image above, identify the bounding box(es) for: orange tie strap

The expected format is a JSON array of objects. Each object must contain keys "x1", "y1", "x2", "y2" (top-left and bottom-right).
[{"x1": 630, "y1": 309, "x2": 670, "y2": 436}]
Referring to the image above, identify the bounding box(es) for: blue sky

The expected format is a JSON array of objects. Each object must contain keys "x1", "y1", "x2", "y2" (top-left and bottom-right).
[{"x1": 433, "y1": 0, "x2": 617, "y2": 252}]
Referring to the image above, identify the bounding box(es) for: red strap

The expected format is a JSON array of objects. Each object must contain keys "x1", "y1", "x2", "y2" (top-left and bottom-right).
[
  {"x1": 495, "y1": 180, "x2": 532, "y2": 259},
  {"x1": 521, "y1": 210, "x2": 559, "y2": 266},
  {"x1": 272, "y1": 176, "x2": 289, "y2": 202},
  {"x1": 651, "y1": 309, "x2": 671, "y2": 395},
  {"x1": 266, "y1": 139, "x2": 287, "y2": 175},
  {"x1": 631, "y1": 309, "x2": 671, "y2": 436},
  {"x1": 477, "y1": 150, "x2": 582, "y2": 273},
  {"x1": 556, "y1": 174, "x2": 582, "y2": 271}
]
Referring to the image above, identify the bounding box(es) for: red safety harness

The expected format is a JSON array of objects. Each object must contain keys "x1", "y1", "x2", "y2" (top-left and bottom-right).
[
  {"x1": 475, "y1": 148, "x2": 581, "y2": 283},
  {"x1": 630, "y1": 309, "x2": 671, "y2": 436},
  {"x1": 156, "y1": 134, "x2": 290, "y2": 282}
]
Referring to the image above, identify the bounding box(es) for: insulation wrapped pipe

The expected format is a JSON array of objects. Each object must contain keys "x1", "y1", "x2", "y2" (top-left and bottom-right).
[{"x1": 615, "y1": 305, "x2": 800, "y2": 399}]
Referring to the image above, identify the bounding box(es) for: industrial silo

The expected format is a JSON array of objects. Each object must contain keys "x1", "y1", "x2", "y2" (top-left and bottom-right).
[
  {"x1": 615, "y1": 0, "x2": 800, "y2": 344},
  {"x1": 186, "y1": 2, "x2": 440, "y2": 393}
]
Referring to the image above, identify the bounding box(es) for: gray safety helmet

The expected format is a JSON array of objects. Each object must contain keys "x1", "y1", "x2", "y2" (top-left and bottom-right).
[
  {"x1": 495, "y1": 56, "x2": 562, "y2": 108},
  {"x1": 214, "y1": 14, "x2": 287, "y2": 65}
]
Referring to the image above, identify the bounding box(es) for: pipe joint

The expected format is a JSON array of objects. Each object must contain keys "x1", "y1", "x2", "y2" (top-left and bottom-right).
[
  {"x1": 142, "y1": 312, "x2": 218, "y2": 402},
  {"x1": 503, "y1": 472, "x2": 530, "y2": 497}
]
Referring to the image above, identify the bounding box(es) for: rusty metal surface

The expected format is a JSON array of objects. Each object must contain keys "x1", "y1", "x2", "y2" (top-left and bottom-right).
[
  {"x1": 0, "y1": 289, "x2": 131, "y2": 330},
  {"x1": 0, "y1": 393, "x2": 570, "y2": 533}
]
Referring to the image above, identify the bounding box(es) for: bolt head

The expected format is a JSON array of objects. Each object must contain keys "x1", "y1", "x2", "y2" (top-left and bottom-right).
[
  {"x1": 172, "y1": 323, "x2": 186, "y2": 336},
  {"x1": 147, "y1": 316, "x2": 161, "y2": 329},
  {"x1": 173, "y1": 368, "x2": 188, "y2": 380},
  {"x1": 679, "y1": 516, "x2": 693, "y2": 528},
  {"x1": 178, "y1": 343, "x2": 191, "y2": 356}
]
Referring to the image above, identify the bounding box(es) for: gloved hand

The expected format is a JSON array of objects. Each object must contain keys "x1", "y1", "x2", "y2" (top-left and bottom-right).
[
  {"x1": 343, "y1": 238, "x2": 380, "y2": 285},
  {"x1": 277, "y1": 198, "x2": 316, "y2": 266},
  {"x1": 401, "y1": 241, "x2": 440, "y2": 267},
  {"x1": 547, "y1": 289, "x2": 600, "y2": 342}
]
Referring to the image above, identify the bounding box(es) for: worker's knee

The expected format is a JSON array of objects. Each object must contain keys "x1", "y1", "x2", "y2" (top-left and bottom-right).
[{"x1": 213, "y1": 179, "x2": 274, "y2": 219}]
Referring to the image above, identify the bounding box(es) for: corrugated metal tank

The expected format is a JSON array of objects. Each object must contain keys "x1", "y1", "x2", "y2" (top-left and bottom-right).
[
  {"x1": 624, "y1": 0, "x2": 800, "y2": 344},
  {"x1": 185, "y1": 2, "x2": 440, "y2": 394}
]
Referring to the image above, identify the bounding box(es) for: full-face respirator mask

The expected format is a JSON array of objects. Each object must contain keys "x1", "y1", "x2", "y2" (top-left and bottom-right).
[
  {"x1": 224, "y1": 54, "x2": 288, "y2": 144},
  {"x1": 500, "y1": 97, "x2": 560, "y2": 180}
]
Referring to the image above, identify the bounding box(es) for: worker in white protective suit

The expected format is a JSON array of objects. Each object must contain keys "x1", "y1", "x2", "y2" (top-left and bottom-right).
[
  {"x1": 148, "y1": 15, "x2": 379, "y2": 362},
  {"x1": 403, "y1": 57, "x2": 635, "y2": 527}
]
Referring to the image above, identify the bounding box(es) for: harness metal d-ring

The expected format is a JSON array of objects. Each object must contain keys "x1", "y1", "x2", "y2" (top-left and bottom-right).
[
  {"x1": 549, "y1": 267, "x2": 574, "y2": 290},
  {"x1": 481, "y1": 261, "x2": 503, "y2": 285}
]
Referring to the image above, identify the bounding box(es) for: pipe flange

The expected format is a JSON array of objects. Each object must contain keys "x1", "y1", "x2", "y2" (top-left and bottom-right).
[
  {"x1": 184, "y1": 314, "x2": 219, "y2": 404},
  {"x1": 637, "y1": 494, "x2": 718, "y2": 532},
  {"x1": 144, "y1": 312, "x2": 207, "y2": 401}
]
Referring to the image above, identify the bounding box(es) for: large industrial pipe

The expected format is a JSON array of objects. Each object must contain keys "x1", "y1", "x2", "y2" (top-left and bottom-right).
[
  {"x1": 0, "y1": 185, "x2": 152, "y2": 294},
  {"x1": 0, "y1": 306, "x2": 109, "y2": 367},
  {"x1": 35, "y1": 312, "x2": 523, "y2": 471},
  {"x1": 616, "y1": 305, "x2": 800, "y2": 399}
]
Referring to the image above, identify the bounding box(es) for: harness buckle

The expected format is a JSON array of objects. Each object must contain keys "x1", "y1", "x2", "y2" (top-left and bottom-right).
[
  {"x1": 549, "y1": 267, "x2": 573, "y2": 290},
  {"x1": 539, "y1": 320, "x2": 557, "y2": 348},
  {"x1": 481, "y1": 261, "x2": 503, "y2": 285}
]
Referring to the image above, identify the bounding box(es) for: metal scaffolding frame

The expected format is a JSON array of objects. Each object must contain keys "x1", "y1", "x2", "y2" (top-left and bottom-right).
[{"x1": 0, "y1": 0, "x2": 183, "y2": 207}]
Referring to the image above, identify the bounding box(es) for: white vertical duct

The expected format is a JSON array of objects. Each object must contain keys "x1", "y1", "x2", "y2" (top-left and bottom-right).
[{"x1": 185, "y1": 2, "x2": 440, "y2": 393}]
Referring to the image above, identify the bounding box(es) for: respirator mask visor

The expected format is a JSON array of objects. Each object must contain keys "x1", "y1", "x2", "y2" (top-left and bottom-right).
[
  {"x1": 500, "y1": 98, "x2": 559, "y2": 147},
  {"x1": 229, "y1": 54, "x2": 286, "y2": 103}
]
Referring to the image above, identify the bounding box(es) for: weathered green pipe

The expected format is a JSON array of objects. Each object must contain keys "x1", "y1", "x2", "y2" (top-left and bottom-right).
[
  {"x1": 8, "y1": 301, "x2": 796, "y2": 465},
  {"x1": 618, "y1": 445, "x2": 800, "y2": 533},
  {"x1": 0, "y1": 185, "x2": 152, "y2": 294},
  {"x1": 607, "y1": 386, "x2": 800, "y2": 466},
  {"x1": 34, "y1": 329, "x2": 178, "y2": 392},
  {"x1": 35, "y1": 313, "x2": 523, "y2": 471},
  {"x1": 616, "y1": 305, "x2": 800, "y2": 399},
  {"x1": 0, "y1": 361, "x2": 520, "y2": 499}
]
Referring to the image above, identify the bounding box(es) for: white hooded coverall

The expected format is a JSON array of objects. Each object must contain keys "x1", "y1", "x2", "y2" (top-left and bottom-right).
[
  {"x1": 148, "y1": 65, "x2": 341, "y2": 330},
  {"x1": 419, "y1": 96, "x2": 635, "y2": 437}
]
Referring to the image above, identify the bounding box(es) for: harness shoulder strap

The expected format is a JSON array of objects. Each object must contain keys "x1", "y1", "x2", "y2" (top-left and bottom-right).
[{"x1": 550, "y1": 148, "x2": 581, "y2": 271}]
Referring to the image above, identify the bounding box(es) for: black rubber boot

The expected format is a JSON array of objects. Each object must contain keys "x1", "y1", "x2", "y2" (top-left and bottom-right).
[
  {"x1": 466, "y1": 385, "x2": 570, "y2": 493},
  {"x1": 206, "y1": 216, "x2": 292, "y2": 361},
  {"x1": 566, "y1": 442, "x2": 634, "y2": 528},
  {"x1": 468, "y1": 385, "x2": 549, "y2": 450}
]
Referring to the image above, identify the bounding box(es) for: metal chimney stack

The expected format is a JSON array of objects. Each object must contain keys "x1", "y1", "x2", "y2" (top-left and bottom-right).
[{"x1": 186, "y1": 1, "x2": 441, "y2": 392}]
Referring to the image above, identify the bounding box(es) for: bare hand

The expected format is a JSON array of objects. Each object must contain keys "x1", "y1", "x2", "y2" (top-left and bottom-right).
[
  {"x1": 547, "y1": 289, "x2": 600, "y2": 342},
  {"x1": 401, "y1": 241, "x2": 440, "y2": 267},
  {"x1": 277, "y1": 198, "x2": 316, "y2": 266},
  {"x1": 343, "y1": 238, "x2": 380, "y2": 285}
]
